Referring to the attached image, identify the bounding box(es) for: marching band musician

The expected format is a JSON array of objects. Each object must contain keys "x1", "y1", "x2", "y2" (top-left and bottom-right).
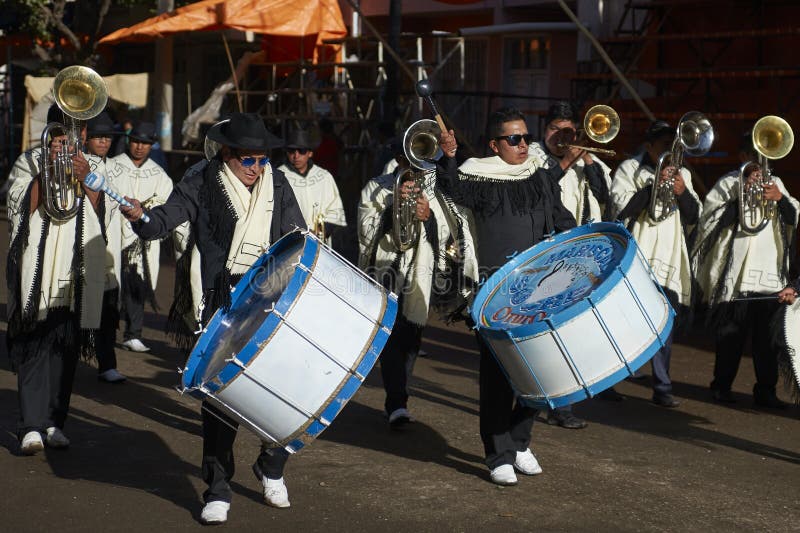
[
  {"x1": 528, "y1": 101, "x2": 612, "y2": 225},
  {"x1": 529, "y1": 100, "x2": 615, "y2": 424},
  {"x1": 357, "y1": 137, "x2": 479, "y2": 428},
  {"x1": 610, "y1": 120, "x2": 703, "y2": 409},
  {"x1": 83, "y1": 112, "x2": 127, "y2": 383},
  {"x1": 692, "y1": 132, "x2": 799, "y2": 408},
  {"x1": 437, "y1": 107, "x2": 577, "y2": 486},
  {"x1": 277, "y1": 127, "x2": 346, "y2": 246},
  {"x1": 109, "y1": 121, "x2": 174, "y2": 353},
  {"x1": 6, "y1": 123, "x2": 110, "y2": 455},
  {"x1": 120, "y1": 113, "x2": 305, "y2": 525}
]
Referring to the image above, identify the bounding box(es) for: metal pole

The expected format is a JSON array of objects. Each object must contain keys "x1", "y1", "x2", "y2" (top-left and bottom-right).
[{"x1": 155, "y1": 0, "x2": 174, "y2": 151}]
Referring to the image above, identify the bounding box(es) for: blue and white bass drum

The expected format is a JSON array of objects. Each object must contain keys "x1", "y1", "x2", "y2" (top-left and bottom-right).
[
  {"x1": 181, "y1": 231, "x2": 398, "y2": 453},
  {"x1": 471, "y1": 222, "x2": 674, "y2": 409}
]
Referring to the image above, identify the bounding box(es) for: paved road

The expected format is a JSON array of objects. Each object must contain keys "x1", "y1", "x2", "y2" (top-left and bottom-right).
[{"x1": 1, "y1": 216, "x2": 799, "y2": 532}]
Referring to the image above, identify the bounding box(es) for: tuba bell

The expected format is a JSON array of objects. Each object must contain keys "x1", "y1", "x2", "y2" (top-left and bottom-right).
[
  {"x1": 648, "y1": 111, "x2": 714, "y2": 223},
  {"x1": 41, "y1": 65, "x2": 108, "y2": 221},
  {"x1": 557, "y1": 104, "x2": 620, "y2": 156},
  {"x1": 393, "y1": 119, "x2": 442, "y2": 252},
  {"x1": 739, "y1": 115, "x2": 794, "y2": 234}
]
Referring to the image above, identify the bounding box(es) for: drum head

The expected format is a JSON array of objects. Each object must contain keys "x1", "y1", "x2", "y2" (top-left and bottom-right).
[
  {"x1": 472, "y1": 223, "x2": 630, "y2": 333},
  {"x1": 196, "y1": 237, "x2": 305, "y2": 384}
]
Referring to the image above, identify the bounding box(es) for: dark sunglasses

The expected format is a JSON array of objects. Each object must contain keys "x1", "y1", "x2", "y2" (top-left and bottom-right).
[
  {"x1": 494, "y1": 133, "x2": 534, "y2": 147},
  {"x1": 286, "y1": 148, "x2": 309, "y2": 155},
  {"x1": 237, "y1": 155, "x2": 269, "y2": 167}
]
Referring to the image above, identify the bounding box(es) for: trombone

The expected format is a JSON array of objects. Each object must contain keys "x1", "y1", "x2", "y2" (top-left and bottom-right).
[{"x1": 557, "y1": 105, "x2": 620, "y2": 157}]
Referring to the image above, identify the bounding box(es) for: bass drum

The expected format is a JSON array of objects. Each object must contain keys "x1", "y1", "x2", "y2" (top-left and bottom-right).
[
  {"x1": 181, "y1": 231, "x2": 398, "y2": 452},
  {"x1": 471, "y1": 222, "x2": 674, "y2": 409}
]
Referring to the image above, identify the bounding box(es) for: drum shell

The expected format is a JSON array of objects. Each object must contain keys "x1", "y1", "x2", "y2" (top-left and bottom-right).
[
  {"x1": 183, "y1": 232, "x2": 397, "y2": 452},
  {"x1": 472, "y1": 222, "x2": 674, "y2": 409}
]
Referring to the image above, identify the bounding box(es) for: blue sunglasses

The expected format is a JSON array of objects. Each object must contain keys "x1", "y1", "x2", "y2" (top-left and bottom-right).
[{"x1": 237, "y1": 154, "x2": 269, "y2": 167}]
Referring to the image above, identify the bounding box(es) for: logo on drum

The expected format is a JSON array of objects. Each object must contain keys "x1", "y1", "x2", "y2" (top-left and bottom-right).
[{"x1": 482, "y1": 234, "x2": 624, "y2": 328}]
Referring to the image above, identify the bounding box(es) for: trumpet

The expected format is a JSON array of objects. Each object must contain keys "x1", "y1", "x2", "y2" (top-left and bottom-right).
[
  {"x1": 393, "y1": 119, "x2": 441, "y2": 252},
  {"x1": 739, "y1": 115, "x2": 794, "y2": 234},
  {"x1": 41, "y1": 65, "x2": 108, "y2": 221},
  {"x1": 557, "y1": 105, "x2": 620, "y2": 156},
  {"x1": 648, "y1": 111, "x2": 714, "y2": 223}
]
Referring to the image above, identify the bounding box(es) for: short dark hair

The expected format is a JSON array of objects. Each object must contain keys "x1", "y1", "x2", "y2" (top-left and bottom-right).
[
  {"x1": 487, "y1": 107, "x2": 526, "y2": 139},
  {"x1": 545, "y1": 101, "x2": 579, "y2": 126}
]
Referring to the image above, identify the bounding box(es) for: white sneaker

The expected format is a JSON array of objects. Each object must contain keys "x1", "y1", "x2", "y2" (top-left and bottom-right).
[
  {"x1": 262, "y1": 477, "x2": 291, "y2": 508},
  {"x1": 200, "y1": 501, "x2": 230, "y2": 524},
  {"x1": 490, "y1": 464, "x2": 518, "y2": 486},
  {"x1": 514, "y1": 448, "x2": 542, "y2": 475},
  {"x1": 20, "y1": 431, "x2": 44, "y2": 455},
  {"x1": 98, "y1": 368, "x2": 127, "y2": 383},
  {"x1": 121, "y1": 338, "x2": 150, "y2": 352},
  {"x1": 388, "y1": 408, "x2": 413, "y2": 428},
  {"x1": 45, "y1": 427, "x2": 70, "y2": 448}
]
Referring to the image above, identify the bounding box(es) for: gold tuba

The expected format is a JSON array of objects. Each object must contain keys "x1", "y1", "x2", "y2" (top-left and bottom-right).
[
  {"x1": 648, "y1": 111, "x2": 714, "y2": 223},
  {"x1": 739, "y1": 115, "x2": 794, "y2": 234},
  {"x1": 41, "y1": 65, "x2": 108, "y2": 221},
  {"x1": 557, "y1": 104, "x2": 620, "y2": 156},
  {"x1": 392, "y1": 119, "x2": 442, "y2": 252}
]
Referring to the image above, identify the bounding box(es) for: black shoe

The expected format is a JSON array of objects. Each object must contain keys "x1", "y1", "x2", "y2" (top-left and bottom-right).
[
  {"x1": 753, "y1": 394, "x2": 788, "y2": 410},
  {"x1": 652, "y1": 394, "x2": 681, "y2": 408},
  {"x1": 712, "y1": 389, "x2": 737, "y2": 403},
  {"x1": 546, "y1": 412, "x2": 588, "y2": 429},
  {"x1": 597, "y1": 388, "x2": 624, "y2": 402}
]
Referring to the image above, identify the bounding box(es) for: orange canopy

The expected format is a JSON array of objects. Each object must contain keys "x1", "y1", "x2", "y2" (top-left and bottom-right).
[{"x1": 99, "y1": 0, "x2": 346, "y2": 60}]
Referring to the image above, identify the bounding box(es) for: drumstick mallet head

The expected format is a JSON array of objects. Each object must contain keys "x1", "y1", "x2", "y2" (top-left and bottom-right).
[{"x1": 415, "y1": 79, "x2": 448, "y2": 133}]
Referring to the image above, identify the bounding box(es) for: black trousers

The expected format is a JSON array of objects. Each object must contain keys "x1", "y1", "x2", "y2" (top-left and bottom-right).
[
  {"x1": 477, "y1": 334, "x2": 537, "y2": 470},
  {"x1": 121, "y1": 272, "x2": 145, "y2": 341},
  {"x1": 201, "y1": 402, "x2": 289, "y2": 504},
  {"x1": 14, "y1": 313, "x2": 80, "y2": 438},
  {"x1": 95, "y1": 289, "x2": 119, "y2": 373},
  {"x1": 712, "y1": 299, "x2": 780, "y2": 394},
  {"x1": 379, "y1": 316, "x2": 423, "y2": 414}
]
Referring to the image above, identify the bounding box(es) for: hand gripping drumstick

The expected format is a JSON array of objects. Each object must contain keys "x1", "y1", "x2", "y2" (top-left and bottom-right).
[
  {"x1": 415, "y1": 79, "x2": 448, "y2": 134},
  {"x1": 84, "y1": 172, "x2": 151, "y2": 223}
]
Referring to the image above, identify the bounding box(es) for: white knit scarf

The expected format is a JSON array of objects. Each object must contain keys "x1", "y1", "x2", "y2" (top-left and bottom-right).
[{"x1": 458, "y1": 155, "x2": 540, "y2": 182}]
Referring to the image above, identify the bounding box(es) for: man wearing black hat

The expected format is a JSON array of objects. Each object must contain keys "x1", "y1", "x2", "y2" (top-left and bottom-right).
[
  {"x1": 610, "y1": 120, "x2": 703, "y2": 408},
  {"x1": 84, "y1": 112, "x2": 126, "y2": 383},
  {"x1": 108, "y1": 121, "x2": 174, "y2": 353},
  {"x1": 120, "y1": 113, "x2": 305, "y2": 525},
  {"x1": 692, "y1": 131, "x2": 798, "y2": 408},
  {"x1": 278, "y1": 127, "x2": 346, "y2": 245}
]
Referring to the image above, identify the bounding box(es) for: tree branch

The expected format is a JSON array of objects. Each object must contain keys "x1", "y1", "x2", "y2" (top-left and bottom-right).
[{"x1": 39, "y1": 2, "x2": 82, "y2": 53}]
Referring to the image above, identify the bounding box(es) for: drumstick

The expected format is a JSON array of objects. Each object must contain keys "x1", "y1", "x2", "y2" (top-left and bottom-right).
[
  {"x1": 730, "y1": 293, "x2": 778, "y2": 302},
  {"x1": 415, "y1": 79, "x2": 448, "y2": 133}
]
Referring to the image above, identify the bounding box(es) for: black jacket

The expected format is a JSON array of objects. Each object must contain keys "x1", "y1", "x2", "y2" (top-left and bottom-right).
[{"x1": 437, "y1": 156, "x2": 576, "y2": 273}]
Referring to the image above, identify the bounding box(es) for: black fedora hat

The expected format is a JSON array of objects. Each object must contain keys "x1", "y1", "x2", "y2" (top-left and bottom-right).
[
  {"x1": 285, "y1": 127, "x2": 319, "y2": 150},
  {"x1": 207, "y1": 113, "x2": 283, "y2": 151},
  {"x1": 129, "y1": 121, "x2": 159, "y2": 144},
  {"x1": 86, "y1": 112, "x2": 116, "y2": 138},
  {"x1": 645, "y1": 120, "x2": 672, "y2": 142}
]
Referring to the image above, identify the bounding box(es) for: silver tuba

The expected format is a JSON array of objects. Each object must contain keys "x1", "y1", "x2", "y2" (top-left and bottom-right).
[
  {"x1": 41, "y1": 65, "x2": 108, "y2": 221},
  {"x1": 648, "y1": 111, "x2": 714, "y2": 223},
  {"x1": 392, "y1": 119, "x2": 442, "y2": 252},
  {"x1": 739, "y1": 115, "x2": 794, "y2": 234}
]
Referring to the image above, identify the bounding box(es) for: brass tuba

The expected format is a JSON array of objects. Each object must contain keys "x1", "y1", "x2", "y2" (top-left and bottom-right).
[
  {"x1": 557, "y1": 104, "x2": 620, "y2": 156},
  {"x1": 648, "y1": 111, "x2": 714, "y2": 223},
  {"x1": 41, "y1": 65, "x2": 108, "y2": 220},
  {"x1": 739, "y1": 115, "x2": 794, "y2": 234},
  {"x1": 392, "y1": 119, "x2": 442, "y2": 252}
]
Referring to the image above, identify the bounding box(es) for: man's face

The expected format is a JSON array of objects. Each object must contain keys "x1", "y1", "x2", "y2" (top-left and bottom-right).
[
  {"x1": 544, "y1": 119, "x2": 578, "y2": 157},
  {"x1": 225, "y1": 148, "x2": 269, "y2": 188},
  {"x1": 48, "y1": 134, "x2": 69, "y2": 161},
  {"x1": 646, "y1": 136, "x2": 672, "y2": 164},
  {"x1": 287, "y1": 147, "x2": 313, "y2": 174},
  {"x1": 489, "y1": 119, "x2": 530, "y2": 165},
  {"x1": 129, "y1": 139, "x2": 153, "y2": 166},
  {"x1": 86, "y1": 136, "x2": 112, "y2": 158}
]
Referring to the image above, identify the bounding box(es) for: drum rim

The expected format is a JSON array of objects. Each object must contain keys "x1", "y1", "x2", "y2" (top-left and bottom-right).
[{"x1": 471, "y1": 222, "x2": 637, "y2": 336}]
